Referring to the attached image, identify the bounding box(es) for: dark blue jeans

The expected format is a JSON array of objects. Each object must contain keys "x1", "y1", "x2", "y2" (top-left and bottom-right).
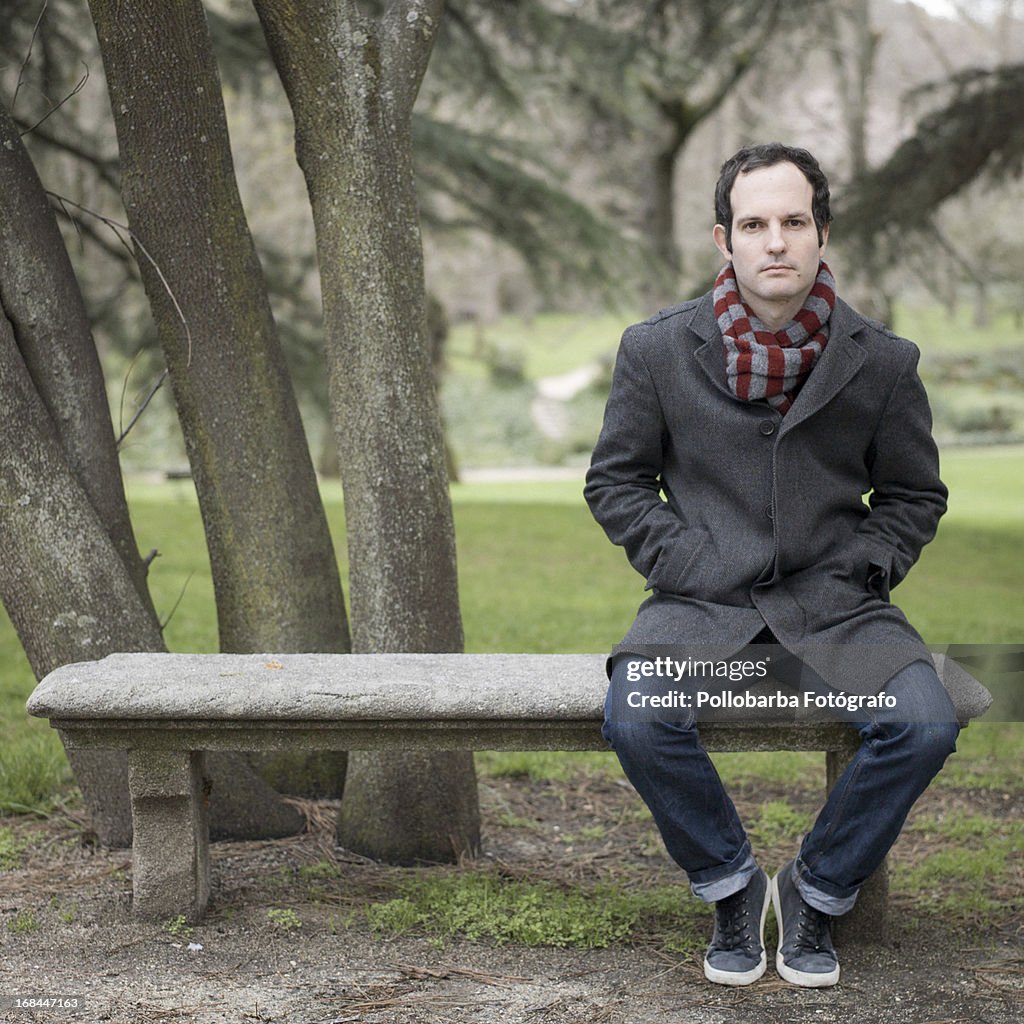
[{"x1": 602, "y1": 652, "x2": 960, "y2": 914}]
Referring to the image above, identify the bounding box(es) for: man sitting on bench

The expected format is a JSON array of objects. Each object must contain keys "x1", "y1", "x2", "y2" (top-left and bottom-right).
[{"x1": 584, "y1": 143, "x2": 959, "y2": 989}]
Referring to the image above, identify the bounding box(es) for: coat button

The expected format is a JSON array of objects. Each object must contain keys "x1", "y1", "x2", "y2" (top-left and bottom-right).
[
  {"x1": 765, "y1": 504, "x2": 775, "y2": 520},
  {"x1": 759, "y1": 419, "x2": 776, "y2": 436}
]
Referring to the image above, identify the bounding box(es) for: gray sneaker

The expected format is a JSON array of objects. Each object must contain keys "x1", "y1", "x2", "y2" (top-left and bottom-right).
[
  {"x1": 771, "y1": 860, "x2": 840, "y2": 987},
  {"x1": 703, "y1": 868, "x2": 770, "y2": 986}
]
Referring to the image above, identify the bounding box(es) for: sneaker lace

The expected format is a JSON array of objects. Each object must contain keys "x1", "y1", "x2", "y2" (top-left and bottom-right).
[
  {"x1": 716, "y1": 890, "x2": 757, "y2": 951},
  {"x1": 793, "y1": 902, "x2": 832, "y2": 954}
]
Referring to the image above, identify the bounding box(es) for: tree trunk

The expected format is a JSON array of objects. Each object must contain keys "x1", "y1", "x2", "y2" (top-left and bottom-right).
[
  {"x1": 0, "y1": 314, "x2": 161, "y2": 678},
  {"x1": 637, "y1": 141, "x2": 682, "y2": 310},
  {"x1": 834, "y1": 0, "x2": 890, "y2": 322},
  {"x1": 0, "y1": 106, "x2": 155, "y2": 620},
  {"x1": 638, "y1": 38, "x2": 762, "y2": 307},
  {"x1": 87, "y1": 0, "x2": 352, "y2": 833},
  {"x1": 0, "y1": 306, "x2": 164, "y2": 844},
  {"x1": 253, "y1": 0, "x2": 480, "y2": 863},
  {"x1": 88, "y1": 0, "x2": 349, "y2": 656},
  {"x1": 973, "y1": 280, "x2": 991, "y2": 328},
  {"x1": 835, "y1": 0, "x2": 878, "y2": 183},
  {"x1": 0, "y1": 104, "x2": 166, "y2": 845}
]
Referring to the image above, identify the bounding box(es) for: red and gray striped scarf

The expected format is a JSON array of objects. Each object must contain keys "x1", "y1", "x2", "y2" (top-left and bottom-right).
[{"x1": 713, "y1": 260, "x2": 836, "y2": 414}]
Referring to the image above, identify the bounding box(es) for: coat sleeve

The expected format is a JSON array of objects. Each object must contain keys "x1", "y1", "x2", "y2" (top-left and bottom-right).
[
  {"x1": 854, "y1": 343, "x2": 947, "y2": 594},
  {"x1": 583, "y1": 326, "x2": 703, "y2": 592}
]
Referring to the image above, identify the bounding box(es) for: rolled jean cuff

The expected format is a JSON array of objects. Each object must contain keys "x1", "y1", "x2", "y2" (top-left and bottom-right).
[
  {"x1": 689, "y1": 841, "x2": 758, "y2": 903},
  {"x1": 793, "y1": 857, "x2": 859, "y2": 916}
]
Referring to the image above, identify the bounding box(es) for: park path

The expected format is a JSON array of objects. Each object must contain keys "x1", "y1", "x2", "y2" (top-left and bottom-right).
[{"x1": 529, "y1": 362, "x2": 604, "y2": 440}]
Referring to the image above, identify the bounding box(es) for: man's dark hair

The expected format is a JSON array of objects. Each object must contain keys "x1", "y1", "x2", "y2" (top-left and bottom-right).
[{"x1": 715, "y1": 143, "x2": 833, "y2": 249}]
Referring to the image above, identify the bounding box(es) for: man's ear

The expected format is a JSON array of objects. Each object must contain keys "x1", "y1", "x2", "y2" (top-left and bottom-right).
[
  {"x1": 713, "y1": 224, "x2": 731, "y2": 260},
  {"x1": 819, "y1": 222, "x2": 830, "y2": 256}
]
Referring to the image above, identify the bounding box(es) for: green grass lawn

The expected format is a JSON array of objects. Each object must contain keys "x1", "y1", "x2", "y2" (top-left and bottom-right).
[
  {"x1": 444, "y1": 301, "x2": 1024, "y2": 375},
  {"x1": 441, "y1": 306, "x2": 1024, "y2": 467},
  {"x1": 447, "y1": 311, "x2": 635, "y2": 381},
  {"x1": 894, "y1": 302, "x2": 1024, "y2": 354},
  {"x1": 0, "y1": 446, "x2": 1020, "y2": 812}
]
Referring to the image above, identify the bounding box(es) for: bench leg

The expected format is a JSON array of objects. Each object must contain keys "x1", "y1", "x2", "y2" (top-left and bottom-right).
[
  {"x1": 127, "y1": 749, "x2": 210, "y2": 922},
  {"x1": 825, "y1": 749, "x2": 888, "y2": 945}
]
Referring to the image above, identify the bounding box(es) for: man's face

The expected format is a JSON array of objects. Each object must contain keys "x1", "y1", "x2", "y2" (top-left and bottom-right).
[{"x1": 713, "y1": 161, "x2": 828, "y2": 329}]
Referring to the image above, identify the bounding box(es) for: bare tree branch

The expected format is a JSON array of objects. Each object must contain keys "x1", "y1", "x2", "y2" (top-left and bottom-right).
[
  {"x1": 115, "y1": 348, "x2": 168, "y2": 449},
  {"x1": 17, "y1": 62, "x2": 89, "y2": 137},
  {"x1": 11, "y1": 0, "x2": 49, "y2": 115},
  {"x1": 46, "y1": 191, "x2": 194, "y2": 366},
  {"x1": 12, "y1": 113, "x2": 120, "y2": 191}
]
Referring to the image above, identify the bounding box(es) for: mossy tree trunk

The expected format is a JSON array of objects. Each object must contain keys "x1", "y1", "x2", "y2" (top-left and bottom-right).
[
  {"x1": 80, "y1": 0, "x2": 353, "y2": 836},
  {"x1": 87, "y1": 0, "x2": 349, "y2": 656},
  {"x1": 0, "y1": 105, "x2": 155, "y2": 626},
  {"x1": 0, "y1": 105, "x2": 165, "y2": 844},
  {"x1": 253, "y1": 0, "x2": 480, "y2": 863}
]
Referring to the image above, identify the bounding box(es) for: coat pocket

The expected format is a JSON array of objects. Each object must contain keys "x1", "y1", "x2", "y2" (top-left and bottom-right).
[
  {"x1": 866, "y1": 559, "x2": 892, "y2": 601},
  {"x1": 644, "y1": 525, "x2": 709, "y2": 596},
  {"x1": 779, "y1": 535, "x2": 899, "y2": 633},
  {"x1": 842, "y1": 536, "x2": 895, "y2": 602}
]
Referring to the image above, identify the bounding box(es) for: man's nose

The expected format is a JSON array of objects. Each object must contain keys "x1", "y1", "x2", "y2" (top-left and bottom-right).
[{"x1": 765, "y1": 223, "x2": 786, "y2": 252}]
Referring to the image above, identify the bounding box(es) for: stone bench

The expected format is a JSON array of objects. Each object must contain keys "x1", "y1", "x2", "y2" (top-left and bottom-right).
[{"x1": 26, "y1": 651, "x2": 991, "y2": 939}]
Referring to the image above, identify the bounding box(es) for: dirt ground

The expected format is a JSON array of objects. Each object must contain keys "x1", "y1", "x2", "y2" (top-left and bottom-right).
[{"x1": 0, "y1": 768, "x2": 1020, "y2": 1024}]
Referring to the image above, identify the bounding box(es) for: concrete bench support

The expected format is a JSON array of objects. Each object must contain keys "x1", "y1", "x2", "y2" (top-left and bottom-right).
[
  {"x1": 27, "y1": 652, "x2": 991, "y2": 941},
  {"x1": 128, "y1": 749, "x2": 210, "y2": 920}
]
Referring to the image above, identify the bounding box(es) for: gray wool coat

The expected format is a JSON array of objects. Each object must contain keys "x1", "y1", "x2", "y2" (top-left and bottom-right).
[{"x1": 584, "y1": 291, "x2": 947, "y2": 696}]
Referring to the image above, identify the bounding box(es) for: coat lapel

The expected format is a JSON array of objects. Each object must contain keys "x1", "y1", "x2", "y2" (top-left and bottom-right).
[
  {"x1": 779, "y1": 298, "x2": 866, "y2": 436},
  {"x1": 688, "y1": 293, "x2": 734, "y2": 400}
]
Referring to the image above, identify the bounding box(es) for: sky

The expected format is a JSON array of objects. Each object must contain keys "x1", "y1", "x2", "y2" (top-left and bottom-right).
[
  {"x1": 900, "y1": 0, "x2": 1007, "y2": 20},
  {"x1": 906, "y1": 0, "x2": 959, "y2": 15}
]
